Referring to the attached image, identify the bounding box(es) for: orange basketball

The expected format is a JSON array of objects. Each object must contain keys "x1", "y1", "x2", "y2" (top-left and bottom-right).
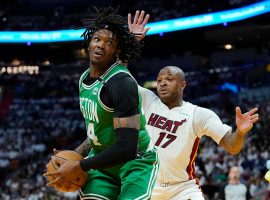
[{"x1": 46, "y1": 150, "x2": 88, "y2": 192}]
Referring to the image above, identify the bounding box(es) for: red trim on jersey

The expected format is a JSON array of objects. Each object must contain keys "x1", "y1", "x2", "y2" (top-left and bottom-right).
[{"x1": 186, "y1": 137, "x2": 200, "y2": 180}]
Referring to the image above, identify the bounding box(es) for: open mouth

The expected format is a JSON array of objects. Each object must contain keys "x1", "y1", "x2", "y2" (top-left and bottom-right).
[
  {"x1": 94, "y1": 52, "x2": 103, "y2": 56},
  {"x1": 94, "y1": 49, "x2": 104, "y2": 56},
  {"x1": 159, "y1": 90, "x2": 168, "y2": 95}
]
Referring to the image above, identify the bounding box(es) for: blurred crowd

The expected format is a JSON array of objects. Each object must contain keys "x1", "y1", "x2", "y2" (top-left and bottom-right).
[
  {"x1": 131, "y1": 0, "x2": 261, "y2": 21},
  {"x1": 0, "y1": 71, "x2": 85, "y2": 200},
  {"x1": 0, "y1": 0, "x2": 261, "y2": 31},
  {"x1": 0, "y1": 57, "x2": 269, "y2": 199}
]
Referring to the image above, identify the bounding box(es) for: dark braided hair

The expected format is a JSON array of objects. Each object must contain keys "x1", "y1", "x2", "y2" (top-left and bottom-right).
[{"x1": 80, "y1": 7, "x2": 142, "y2": 63}]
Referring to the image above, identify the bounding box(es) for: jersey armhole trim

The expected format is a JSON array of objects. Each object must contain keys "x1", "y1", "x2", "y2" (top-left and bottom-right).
[
  {"x1": 192, "y1": 105, "x2": 200, "y2": 138},
  {"x1": 98, "y1": 70, "x2": 133, "y2": 112},
  {"x1": 98, "y1": 85, "x2": 114, "y2": 112}
]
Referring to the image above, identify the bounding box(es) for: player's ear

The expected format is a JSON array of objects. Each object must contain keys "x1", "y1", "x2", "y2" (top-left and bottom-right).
[
  {"x1": 180, "y1": 81, "x2": 186, "y2": 90},
  {"x1": 116, "y1": 49, "x2": 121, "y2": 59}
]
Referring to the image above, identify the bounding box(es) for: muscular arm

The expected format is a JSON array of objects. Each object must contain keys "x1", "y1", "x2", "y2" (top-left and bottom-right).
[
  {"x1": 79, "y1": 74, "x2": 140, "y2": 171},
  {"x1": 80, "y1": 116, "x2": 140, "y2": 172},
  {"x1": 194, "y1": 106, "x2": 258, "y2": 155},
  {"x1": 74, "y1": 138, "x2": 91, "y2": 158},
  {"x1": 114, "y1": 114, "x2": 140, "y2": 130},
  {"x1": 138, "y1": 86, "x2": 158, "y2": 112},
  {"x1": 219, "y1": 130, "x2": 245, "y2": 155},
  {"x1": 220, "y1": 107, "x2": 259, "y2": 155}
]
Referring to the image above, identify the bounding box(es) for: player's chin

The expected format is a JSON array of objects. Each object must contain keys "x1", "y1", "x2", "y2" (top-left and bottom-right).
[
  {"x1": 158, "y1": 91, "x2": 170, "y2": 97},
  {"x1": 159, "y1": 94, "x2": 171, "y2": 103},
  {"x1": 90, "y1": 55, "x2": 106, "y2": 65},
  {"x1": 91, "y1": 59, "x2": 103, "y2": 65}
]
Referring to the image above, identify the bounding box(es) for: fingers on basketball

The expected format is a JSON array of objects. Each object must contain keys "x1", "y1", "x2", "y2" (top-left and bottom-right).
[{"x1": 46, "y1": 150, "x2": 88, "y2": 192}]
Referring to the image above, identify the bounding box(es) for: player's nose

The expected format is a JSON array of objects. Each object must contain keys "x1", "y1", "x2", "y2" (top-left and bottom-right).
[
  {"x1": 159, "y1": 80, "x2": 167, "y2": 87},
  {"x1": 97, "y1": 40, "x2": 105, "y2": 48}
]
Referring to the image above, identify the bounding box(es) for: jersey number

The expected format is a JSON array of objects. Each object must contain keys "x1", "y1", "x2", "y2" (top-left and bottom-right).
[
  {"x1": 155, "y1": 132, "x2": 177, "y2": 148},
  {"x1": 87, "y1": 123, "x2": 101, "y2": 146}
]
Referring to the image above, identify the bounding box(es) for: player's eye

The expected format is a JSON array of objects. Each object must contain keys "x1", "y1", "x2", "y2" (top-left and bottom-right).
[{"x1": 93, "y1": 37, "x2": 99, "y2": 42}]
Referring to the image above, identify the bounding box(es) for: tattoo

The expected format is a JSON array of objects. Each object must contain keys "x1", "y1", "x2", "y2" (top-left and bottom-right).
[
  {"x1": 220, "y1": 131, "x2": 245, "y2": 155},
  {"x1": 113, "y1": 114, "x2": 140, "y2": 130},
  {"x1": 74, "y1": 138, "x2": 91, "y2": 157}
]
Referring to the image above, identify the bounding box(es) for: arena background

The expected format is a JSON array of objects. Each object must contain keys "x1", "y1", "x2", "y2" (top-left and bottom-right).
[{"x1": 0, "y1": 0, "x2": 270, "y2": 199}]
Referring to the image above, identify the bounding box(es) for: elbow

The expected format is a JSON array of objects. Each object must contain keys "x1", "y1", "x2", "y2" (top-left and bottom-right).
[
  {"x1": 221, "y1": 142, "x2": 241, "y2": 155},
  {"x1": 220, "y1": 136, "x2": 243, "y2": 155},
  {"x1": 115, "y1": 128, "x2": 139, "y2": 162},
  {"x1": 121, "y1": 144, "x2": 137, "y2": 162},
  {"x1": 225, "y1": 147, "x2": 241, "y2": 155},
  {"x1": 229, "y1": 150, "x2": 240, "y2": 155}
]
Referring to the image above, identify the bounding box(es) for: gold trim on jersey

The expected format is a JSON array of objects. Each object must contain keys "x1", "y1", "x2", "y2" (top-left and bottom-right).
[
  {"x1": 98, "y1": 70, "x2": 132, "y2": 112},
  {"x1": 98, "y1": 87, "x2": 114, "y2": 112},
  {"x1": 80, "y1": 62, "x2": 118, "y2": 90}
]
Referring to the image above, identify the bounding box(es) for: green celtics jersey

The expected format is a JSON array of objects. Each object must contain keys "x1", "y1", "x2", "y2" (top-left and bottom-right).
[{"x1": 79, "y1": 63, "x2": 151, "y2": 153}]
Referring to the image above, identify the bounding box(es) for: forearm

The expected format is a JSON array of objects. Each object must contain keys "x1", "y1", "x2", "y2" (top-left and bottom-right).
[
  {"x1": 74, "y1": 138, "x2": 91, "y2": 157},
  {"x1": 80, "y1": 128, "x2": 139, "y2": 171},
  {"x1": 79, "y1": 83, "x2": 141, "y2": 171},
  {"x1": 220, "y1": 129, "x2": 245, "y2": 155}
]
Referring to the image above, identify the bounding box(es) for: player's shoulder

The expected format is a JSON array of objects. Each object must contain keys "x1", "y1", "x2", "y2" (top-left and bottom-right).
[
  {"x1": 112, "y1": 71, "x2": 134, "y2": 80},
  {"x1": 180, "y1": 101, "x2": 197, "y2": 111},
  {"x1": 183, "y1": 101, "x2": 194, "y2": 107},
  {"x1": 194, "y1": 105, "x2": 218, "y2": 118},
  {"x1": 108, "y1": 72, "x2": 137, "y2": 86},
  {"x1": 167, "y1": 101, "x2": 197, "y2": 117}
]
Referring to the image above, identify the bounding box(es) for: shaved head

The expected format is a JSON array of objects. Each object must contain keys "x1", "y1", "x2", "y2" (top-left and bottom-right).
[
  {"x1": 157, "y1": 66, "x2": 186, "y2": 108},
  {"x1": 159, "y1": 66, "x2": 185, "y2": 81}
]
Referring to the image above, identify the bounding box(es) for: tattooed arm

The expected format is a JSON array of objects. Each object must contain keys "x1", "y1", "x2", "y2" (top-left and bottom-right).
[
  {"x1": 220, "y1": 107, "x2": 259, "y2": 154},
  {"x1": 79, "y1": 74, "x2": 140, "y2": 171},
  {"x1": 74, "y1": 138, "x2": 91, "y2": 158},
  {"x1": 113, "y1": 114, "x2": 140, "y2": 130}
]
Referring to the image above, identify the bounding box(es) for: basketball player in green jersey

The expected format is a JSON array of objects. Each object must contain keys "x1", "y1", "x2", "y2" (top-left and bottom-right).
[{"x1": 44, "y1": 7, "x2": 158, "y2": 200}]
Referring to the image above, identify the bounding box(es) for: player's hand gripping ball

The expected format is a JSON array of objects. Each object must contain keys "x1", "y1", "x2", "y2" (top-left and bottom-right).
[{"x1": 46, "y1": 150, "x2": 88, "y2": 192}]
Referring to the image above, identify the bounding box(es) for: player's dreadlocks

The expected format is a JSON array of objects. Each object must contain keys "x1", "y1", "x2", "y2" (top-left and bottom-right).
[{"x1": 81, "y1": 7, "x2": 142, "y2": 63}]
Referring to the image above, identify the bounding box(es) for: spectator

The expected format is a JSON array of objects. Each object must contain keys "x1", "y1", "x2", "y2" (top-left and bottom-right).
[{"x1": 223, "y1": 166, "x2": 250, "y2": 200}]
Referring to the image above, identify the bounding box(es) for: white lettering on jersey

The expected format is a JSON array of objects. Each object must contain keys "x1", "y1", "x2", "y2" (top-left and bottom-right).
[
  {"x1": 145, "y1": 100, "x2": 199, "y2": 183},
  {"x1": 147, "y1": 113, "x2": 187, "y2": 133},
  {"x1": 147, "y1": 113, "x2": 187, "y2": 148},
  {"x1": 80, "y1": 97, "x2": 99, "y2": 123}
]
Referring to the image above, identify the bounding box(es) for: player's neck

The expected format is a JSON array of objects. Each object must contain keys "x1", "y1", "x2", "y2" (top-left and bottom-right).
[
  {"x1": 89, "y1": 60, "x2": 116, "y2": 78},
  {"x1": 167, "y1": 100, "x2": 183, "y2": 109},
  {"x1": 89, "y1": 63, "x2": 111, "y2": 78},
  {"x1": 89, "y1": 66, "x2": 107, "y2": 78}
]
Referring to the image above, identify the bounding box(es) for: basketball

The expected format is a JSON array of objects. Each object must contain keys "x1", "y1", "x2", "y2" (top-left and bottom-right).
[
  {"x1": 265, "y1": 170, "x2": 270, "y2": 183},
  {"x1": 46, "y1": 150, "x2": 88, "y2": 192}
]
